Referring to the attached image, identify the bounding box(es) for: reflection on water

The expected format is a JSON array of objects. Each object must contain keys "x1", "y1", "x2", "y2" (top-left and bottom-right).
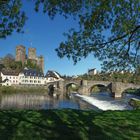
[
  {"x1": 0, "y1": 93, "x2": 94, "y2": 110},
  {"x1": 0, "y1": 94, "x2": 52, "y2": 109},
  {"x1": 0, "y1": 92, "x2": 139, "y2": 110}
]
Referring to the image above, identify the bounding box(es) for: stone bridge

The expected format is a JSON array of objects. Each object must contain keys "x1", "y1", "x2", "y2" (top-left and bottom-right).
[{"x1": 45, "y1": 79, "x2": 140, "y2": 98}]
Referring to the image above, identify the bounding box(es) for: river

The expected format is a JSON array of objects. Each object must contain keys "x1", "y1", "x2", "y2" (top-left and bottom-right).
[
  {"x1": 0, "y1": 93, "x2": 94, "y2": 110},
  {"x1": 0, "y1": 92, "x2": 139, "y2": 110}
]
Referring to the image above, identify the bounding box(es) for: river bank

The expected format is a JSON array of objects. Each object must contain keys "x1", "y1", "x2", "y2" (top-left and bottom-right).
[
  {"x1": 0, "y1": 109, "x2": 139, "y2": 140},
  {"x1": 124, "y1": 89, "x2": 140, "y2": 96},
  {"x1": 0, "y1": 86, "x2": 48, "y2": 94}
]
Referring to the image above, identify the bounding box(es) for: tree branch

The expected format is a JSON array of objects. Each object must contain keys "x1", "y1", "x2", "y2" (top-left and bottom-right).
[{"x1": 98, "y1": 25, "x2": 140, "y2": 47}]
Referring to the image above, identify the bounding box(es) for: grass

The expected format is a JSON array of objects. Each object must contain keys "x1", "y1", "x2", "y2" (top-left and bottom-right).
[{"x1": 0, "y1": 109, "x2": 140, "y2": 140}]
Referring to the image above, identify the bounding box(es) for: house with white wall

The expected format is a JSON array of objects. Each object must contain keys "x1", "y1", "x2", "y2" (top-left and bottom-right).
[
  {"x1": 18, "y1": 68, "x2": 45, "y2": 86},
  {"x1": 88, "y1": 68, "x2": 97, "y2": 75},
  {"x1": 0, "y1": 70, "x2": 19, "y2": 86},
  {"x1": 45, "y1": 70, "x2": 63, "y2": 84},
  {"x1": 0, "y1": 68, "x2": 45, "y2": 86},
  {"x1": 0, "y1": 68, "x2": 63, "y2": 86}
]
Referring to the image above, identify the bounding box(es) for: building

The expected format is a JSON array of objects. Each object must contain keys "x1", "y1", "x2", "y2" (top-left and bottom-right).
[
  {"x1": 45, "y1": 70, "x2": 63, "y2": 83},
  {"x1": 0, "y1": 69, "x2": 19, "y2": 86},
  {"x1": 28, "y1": 48, "x2": 36, "y2": 60},
  {"x1": 16, "y1": 45, "x2": 26, "y2": 65},
  {"x1": 18, "y1": 68, "x2": 45, "y2": 86},
  {"x1": 37, "y1": 55, "x2": 44, "y2": 72},
  {"x1": 15, "y1": 46, "x2": 44, "y2": 72},
  {"x1": 28, "y1": 48, "x2": 44, "y2": 72},
  {"x1": 0, "y1": 68, "x2": 45, "y2": 86},
  {"x1": 0, "y1": 68, "x2": 63, "y2": 86},
  {"x1": 88, "y1": 68, "x2": 97, "y2": 75}
]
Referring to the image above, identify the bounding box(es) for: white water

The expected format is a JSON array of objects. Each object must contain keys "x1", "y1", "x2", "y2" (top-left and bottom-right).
[{"x1": 75, "y1": 94, "x2": 133, "y2": 111}]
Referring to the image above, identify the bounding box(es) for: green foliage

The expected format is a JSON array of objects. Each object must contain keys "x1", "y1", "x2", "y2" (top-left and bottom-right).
[
  {"x1": 0, "y1": 64, "x2": 5, "y2": 71},
  {"x1": 14, "y1": 61, "x2": 22, "y2": 70},
  {"x1": 1, "y1": 54, "x2": 23, "y2": 71},
  {"x1": 34, "y1": 0, "x2": 82, "y2": 18},
  {"x1": 50, "y1": 0, "x2": 140, "y2": 70},
  {"x1": 123, "y1": 89, "x2": 140, "y2": 96},
  {"x1": 3, "y1": 53, "x2": 15, "y2": 68},
  {"x1": 1, "y1": 1, "x2": 140, "y2": 70},
  {"x1": 129, "y1": 98, "x2": 140, "y2": 109},
  {"x1": 25, "y1": 59, "x2": 41, "y2": 71},
  {"x1": 91, "y1": 86, "x2": 100, "y2": 93},
  {"x1": 8, "y1": 61, "x2": 23, "y2": 70},
  {"x1": 90, "y1": 85, "x2": 109, "y2": 93},
  {"x1": 0, "y1": 0, "x2": 27, "y2": 38},
  {"x1": 0, "y1": 54, "x2": 41, "y2": 72},
  {"x1": 0, "y1": 110, "x2": 140, "y2": 139},
  {"x1": 67, "y1": 84, "x2": 79, "y2": 93},
  {"x1": 78, "y1": 71, "x2": 140, "y2": 84},
  {"x1": 0, "y1": 86, "x2": 47, "y2": 94}
]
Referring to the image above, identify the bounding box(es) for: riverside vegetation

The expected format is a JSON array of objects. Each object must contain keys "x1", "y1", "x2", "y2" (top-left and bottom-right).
[
  {"x1": 0, "y1": 86, "x2": 48, "y2": 94},
  {"x1": 129, "y1": 98, "x2": 140, "y2": 109},
  {"x1": 78, "y1": 70, "x2": 140, "y2": 84}
]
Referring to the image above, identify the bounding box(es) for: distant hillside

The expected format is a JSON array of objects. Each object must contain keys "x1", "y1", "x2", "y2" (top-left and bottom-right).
[{"x1": 0, "y1": 54, "x2": 42, "y2": 72}]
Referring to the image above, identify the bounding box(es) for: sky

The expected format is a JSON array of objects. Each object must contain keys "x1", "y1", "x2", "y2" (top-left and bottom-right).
[{"x1": 0, "y1": 1, "x2": 101, "y2": 76}]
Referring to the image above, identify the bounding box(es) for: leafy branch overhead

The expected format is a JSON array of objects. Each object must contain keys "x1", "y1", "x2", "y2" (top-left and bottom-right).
[
  {"x1": 0, "y1": 0, "x2": 140, "y2": 70},
  {"x1": 54, "y1": 0, "x2": 140, "y2": 71},
  {"x1": 0, "y1": 0, "x2": 27, "y2": 38}
]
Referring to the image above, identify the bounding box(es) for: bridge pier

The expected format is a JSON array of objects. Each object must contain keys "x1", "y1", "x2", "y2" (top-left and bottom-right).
[
  {"x1": 58, "y1": 81, "x2": 66, "y2": 97},
  {"x1": 78, "y1": 80, "x2": 90, "y2": 95},
  {"x1": 78, "y1": 86, "x2": 89, "y2": 95},
  {"x1": 111, "y1": 82, "x2": 123, "y2": 98}
]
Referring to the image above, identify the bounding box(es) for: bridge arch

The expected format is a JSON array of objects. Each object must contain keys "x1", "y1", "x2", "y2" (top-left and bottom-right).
[
  {"x1": 89, "y1": 84, "x2": 111, "y2": 94},
  {"x1": 65, "y1": 82, "x2": 80, "y2": 94},
  {"x1": 46, "y1": 82, "x2": 59, "y2": 96},
  {"x1": 47, "y1": 84, "x2": 55, "y2": 96}
]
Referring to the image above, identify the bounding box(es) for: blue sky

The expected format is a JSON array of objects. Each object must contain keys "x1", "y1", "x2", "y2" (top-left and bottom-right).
[{"x1": 0, "y1": 1, "x2": 101, "y2": 76}]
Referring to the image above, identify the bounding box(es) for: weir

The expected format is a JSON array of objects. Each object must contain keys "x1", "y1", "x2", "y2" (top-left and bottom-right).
[{"x1": 75, "y1": 94, "x2": 133, "y2": 111}]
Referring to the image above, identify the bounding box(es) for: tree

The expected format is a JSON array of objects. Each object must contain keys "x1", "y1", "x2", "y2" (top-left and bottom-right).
[
  {"x1": 0, "y1": 64, "x2": 5, "y2": 71},
  {"x1": 35, "y1": 0, "x2": 140, "y2": 70},
  {"x1": 0, "y1": 0, "x2": 140, "y2": 70},
  {"x1": 14, "y1": 61, "x2": 22, "y2": 70},
  {"x1": 0, "y1": 0, "x2": 26, "y2": 38},
  {"x1": 10, "y1": 61, "x2": 23, "y2": 70},
  {"x1": 1, "y1": 54, "x2": 22, "y2": 70},
  {"x1": 25, "y1": 59, "x2": 41, "y2": 71},
  {"x1": 3, "y1": 53, "x2": 15, "y2": 68}
]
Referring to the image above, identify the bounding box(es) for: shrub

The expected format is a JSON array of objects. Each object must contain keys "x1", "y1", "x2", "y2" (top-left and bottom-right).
[{"x1": 129, "y1": 98, "x2": 140, "y2": 109}]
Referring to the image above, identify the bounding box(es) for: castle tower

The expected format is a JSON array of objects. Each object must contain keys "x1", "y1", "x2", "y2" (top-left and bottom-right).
[
  {"x1": 16, "y1": 45, "x2": 26, "y2": 65},
  {"x1": 28, "y1": 48, "x2": 36, "y2": 60},
  {"x1": 37, "y1": 55, "x2": 44, "y2": 72}
]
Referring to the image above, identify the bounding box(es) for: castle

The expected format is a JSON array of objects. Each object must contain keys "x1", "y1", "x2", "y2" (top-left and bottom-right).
[{"x1": 15, "y1": 45, "x2": 44, "y2": 72}]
